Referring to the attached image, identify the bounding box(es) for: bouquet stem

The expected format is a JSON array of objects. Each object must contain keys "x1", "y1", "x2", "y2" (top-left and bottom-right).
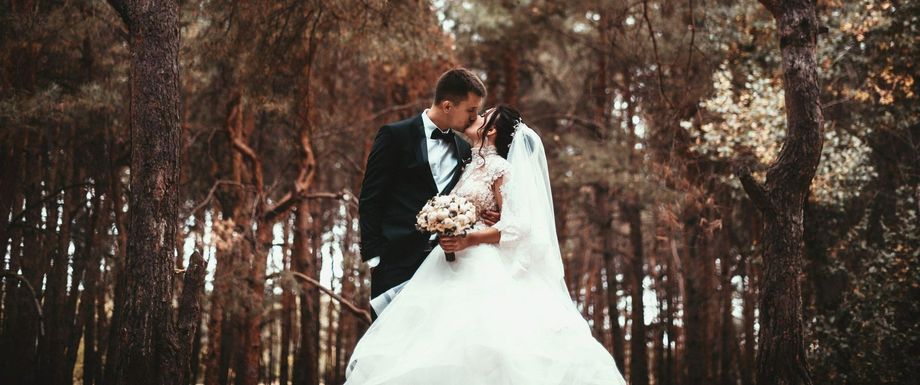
[{"x1": 445, "y1": 252, "x2": 456, "y2": 262}]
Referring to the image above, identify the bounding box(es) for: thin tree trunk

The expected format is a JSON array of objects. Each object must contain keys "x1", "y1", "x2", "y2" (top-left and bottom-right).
[
  {"x1": 598, "y1": 189, "x2": 626, "y2": 373},
  {"x1": 81, "y1": 191, "x2": 106, "y2": 385},
  {"x1": 204, "y1": 244, "x2": 228, "y2": 385},
  {"x1": 37, "y1": 126, "x2": 77, "y2": 385},
  {"x1": 237, "y1": 223, "x2": 273, "y2": 385},
  {"x1": 664, "y1": 244, "x2": 678, "y2": 385},
  {"x1": 719, "y1": 241, "x2": 738, "y2": 385},
  {"x1": 603, "y1": 262, "x2": 623, "y2": 369},
  {"x1": 592, "y1": 265, "x2": 608, "y2": 346},
  {"x1": 739, "y1": 1, "x2": 823, "y2": 384},
  {"x1": 293, "y1": 200, "x2": 320, "y2": 385},
  {"x1": 622, "y1": 201, "x2": 649, "y2": 385},
  {"x1": 684, "y1": 224, "x2": 714, "y2": 384},
  {"x1": 0, "y1": 131, "x2": 33, "y2": 385},
  {"x1": 322, "y1": 272, "x2": 337, "y2": 385},
  {"x1": 334, "y1": 261, "x2": 349, "y2": 384},
  {"x1": 741, "y1": 246, "x2": 757, "y2": 385},
  {"x1": 103, "y1": 125, "x2": 128, "y2": 385},
  {"x1": 178, "y1": 252, "x2": 206, "y2": 385},
  {"x1": 102, "y1": 1, "x2": 182, "y2": 384},
  {"x1": 280, "y1": 219, "x2": 294, "y2": 385}
]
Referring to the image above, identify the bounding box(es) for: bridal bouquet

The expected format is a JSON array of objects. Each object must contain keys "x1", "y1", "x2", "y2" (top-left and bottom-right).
[{"x1": 416, "y1": 194, "x2": 477, "y2": 261}]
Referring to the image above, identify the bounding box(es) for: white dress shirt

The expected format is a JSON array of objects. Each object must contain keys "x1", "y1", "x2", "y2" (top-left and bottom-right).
[
  {"x1": 367, "y1": 110, "x2": 459, "y2": 268},
  {"x1": 422, "y1": 109, "x2": 460, "y2": 194}
]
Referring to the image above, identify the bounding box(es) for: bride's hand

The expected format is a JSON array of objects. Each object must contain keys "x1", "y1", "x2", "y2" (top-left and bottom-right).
[{"x1": 439, "y1": 235, "x2": 472, "y2": 253}]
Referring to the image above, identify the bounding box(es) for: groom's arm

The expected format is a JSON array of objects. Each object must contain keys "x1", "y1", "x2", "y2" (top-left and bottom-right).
[{"x1": 359, "y1": 125, "x2": 397, "y2": 263}]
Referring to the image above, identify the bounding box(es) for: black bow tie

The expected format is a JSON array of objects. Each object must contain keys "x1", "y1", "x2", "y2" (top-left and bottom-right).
[{"x1": 430, "y1": 129, "x2": 454, "y2": 141}]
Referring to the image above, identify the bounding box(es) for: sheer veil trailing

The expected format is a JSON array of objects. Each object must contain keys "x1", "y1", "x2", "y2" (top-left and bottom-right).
[
  {"x1": 493, "y1": 121, "x2": 573, "y2": 306},
  {"x1": 344, "y1": 121, "x2": 627, "y2": 385}
]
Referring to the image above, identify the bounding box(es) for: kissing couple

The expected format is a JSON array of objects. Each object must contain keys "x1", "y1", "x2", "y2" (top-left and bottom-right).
[{"x1": 349, "y1": 68, "x2": 626, "y2": 385}]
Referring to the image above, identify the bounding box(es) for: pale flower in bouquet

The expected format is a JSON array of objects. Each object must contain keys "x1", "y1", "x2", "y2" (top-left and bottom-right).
[{"x1": 416, "y1": 194, "x2": 477, "y2": 261}]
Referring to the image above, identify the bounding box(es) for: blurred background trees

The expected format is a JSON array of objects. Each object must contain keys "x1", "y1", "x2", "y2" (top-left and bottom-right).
[{"x1": 1, "y1": 0, "x2": 917, "y2": 384}]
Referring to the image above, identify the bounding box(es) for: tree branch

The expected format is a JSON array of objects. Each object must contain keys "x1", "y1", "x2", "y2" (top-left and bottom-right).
[
  {"x1": 189, "y1": 180, "x2": 247, "y2": 215},
  {"x1": 262, "y1": 190, "x2": 354, "y2": 223},
  {"x1": 736, "y1": 165, "x2": 775, "y2": 215},
  {"x1": 642, "y1": 0, "x2": 676, "y2": 111},
  {"x1": 267, "y1": 271, "x2": 372, "y2": 325}
]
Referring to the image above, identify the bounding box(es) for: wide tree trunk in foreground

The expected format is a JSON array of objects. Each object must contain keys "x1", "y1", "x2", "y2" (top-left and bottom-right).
[
  {"x1": 102, "y1": 1, "x2": 183, "y2": 385},
  {"x1": 739, "y1": 1, "x2": 823, "y2": 384}
]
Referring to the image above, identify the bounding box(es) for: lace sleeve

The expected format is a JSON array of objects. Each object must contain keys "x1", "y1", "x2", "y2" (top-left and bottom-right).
[
  {"x1": 491, "y1": 162, "x2": 522, "y2": 246},
  {"x1": 486, "y1": 157, "x2": 510, "y2": 186}
]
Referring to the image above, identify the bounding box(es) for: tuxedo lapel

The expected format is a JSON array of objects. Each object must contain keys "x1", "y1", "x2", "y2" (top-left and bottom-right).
[
  {"x1": 411, "y1": 116, "x2": 439, "y2": 193},
  {"x1": 442, "y1": 135, "x2": 471, "y2": 194}
]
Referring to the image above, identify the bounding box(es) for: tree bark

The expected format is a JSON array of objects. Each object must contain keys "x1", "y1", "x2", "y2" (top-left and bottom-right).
[
  {"x1": 35, "y1": 126, "x2": 70, "y2": 385},
  {"x1": 741, "y1": 247, "x2": 757, "y2": 385},
  {"x1": 102, "y1": 1, "x2": 182, "y2": 385},
  {"x1": 81, "y1": 191, "x2": 107, "y2": 385},
  {"x1": 280, "y1": 220, "x2": 294, "y2": 385},
  {"x1": 293, "y1": 200, "x2": 320, "y2": 385},
  {"x1": 622, "y1": 201, "x2": 649, "y2": 385},
  {"x1": 178, "y1": 251, "x2": 206, "y2": 385},
  {"x1": 598, "y1": 189, "x2": 626, "y2": 373},
  {"x1": 738, "y1": 1, "x2": 823, "y2": 384},
  {"x1": 683, "y1": 223, "x2": 714, "y2": 384}
]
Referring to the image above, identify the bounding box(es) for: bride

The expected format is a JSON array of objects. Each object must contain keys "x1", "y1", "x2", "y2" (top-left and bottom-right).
[{"x1": 345, "y1": 105, "x2": 627, "y2": 385}]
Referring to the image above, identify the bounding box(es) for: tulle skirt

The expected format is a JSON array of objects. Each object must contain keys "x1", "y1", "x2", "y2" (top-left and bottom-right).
[{"x1": 345, "y1": 243, "x2": 626, "y2": 385}]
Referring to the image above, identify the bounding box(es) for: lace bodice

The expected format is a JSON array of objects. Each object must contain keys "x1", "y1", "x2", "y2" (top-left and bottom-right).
[{"x1": 452, "y1": 145, "x2": 510, "y2": 228}]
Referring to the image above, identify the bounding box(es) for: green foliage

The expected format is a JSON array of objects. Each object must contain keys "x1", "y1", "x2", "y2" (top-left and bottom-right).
[{"x1": 808, "y1": 186, "x2": 920, "y2": 383}]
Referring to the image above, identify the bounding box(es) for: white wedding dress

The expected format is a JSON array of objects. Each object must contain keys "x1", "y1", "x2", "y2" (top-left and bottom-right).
[{"x1": 346, "y1": 128, "x2": 626, "y2": 385}]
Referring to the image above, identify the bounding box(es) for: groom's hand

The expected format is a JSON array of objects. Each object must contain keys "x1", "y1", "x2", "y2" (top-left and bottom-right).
[{"x1": 481, "y1": 210, "x2": 501, "y2": 226}]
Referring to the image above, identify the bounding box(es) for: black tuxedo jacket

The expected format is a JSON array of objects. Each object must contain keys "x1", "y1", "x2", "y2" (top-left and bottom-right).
[{"x1": 359, "y1": 114, "x2": 472, "y2": 268}]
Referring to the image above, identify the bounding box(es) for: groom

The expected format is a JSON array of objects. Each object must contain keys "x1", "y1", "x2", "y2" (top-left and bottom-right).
[{"x1": 359, "y1": 68, "x2": 497, "y2": 318}]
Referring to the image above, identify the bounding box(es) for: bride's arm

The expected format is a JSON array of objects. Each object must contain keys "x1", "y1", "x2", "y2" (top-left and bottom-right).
[
  {"x1": 467, "y1": 175, "x2": 505, "y2": 245},
  {"x1": 439, "y1": 176, "x2": 505, "y2": 252}
]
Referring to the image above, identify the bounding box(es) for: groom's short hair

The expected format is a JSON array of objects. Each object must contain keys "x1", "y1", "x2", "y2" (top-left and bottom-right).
[{"x1": 434, "y1": 68, "x2": 486, "y2": 105}]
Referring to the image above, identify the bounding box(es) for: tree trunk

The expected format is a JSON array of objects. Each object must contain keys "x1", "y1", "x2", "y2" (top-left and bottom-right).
[
  {"x1": 592, "y1": 266, "x2": 608, "y2": 346},
  {"x1": 237, "y1": 223, "x2": 273, "y2": 385},
  {"x1": 81, "y1": 191, "x2": 106, "y2": 385},
  {"x1": 684, "y1": 223, "x2": 714, "y2": 384},
  {"x1": 598, "y1": 189, "x2": 626, "y2": 373},
  {"x1": 204, "y1": 245, "x2": 228, "y2": 385},
  {"x1": 741, "y1": 248, "x2": 757, "y2": 385},
  {"x1": 35, "y1": 126, "x2": 67, "y2": 385},
  {"x1": 622, "y1": 201, "x2": 649, "y2": 385},
  {"x1": 178, "y1": 252, "x2": 206, "y2": 385},
  {"x1": 719, "y1": 240, "x2": 738, "y2": 385},
  {"x1": 280, "y1": 220, "x2": 294, "y2": 385},
  {"x1": 739, "y1": 1, "x2": 823, "y2": 384},
  {"x1": 664, "y1": 243, "x2": 679, "y2": 385},
  {"x1": 102, "y1": 1, "x2": 182, "y2": 385},
  {"x1": 293, "y1": 200, "x2": 320, "y2": 385}
]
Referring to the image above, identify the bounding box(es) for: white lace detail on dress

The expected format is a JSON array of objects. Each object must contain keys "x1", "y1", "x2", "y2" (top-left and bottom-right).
[{"x1": 452, "y1": 145, "x2": 509, "y2": 228}]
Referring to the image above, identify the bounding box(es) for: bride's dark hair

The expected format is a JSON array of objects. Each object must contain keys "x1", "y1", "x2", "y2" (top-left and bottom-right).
[{"x1": 478, "y1": 104, "x2": 522, "y2": 159}]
